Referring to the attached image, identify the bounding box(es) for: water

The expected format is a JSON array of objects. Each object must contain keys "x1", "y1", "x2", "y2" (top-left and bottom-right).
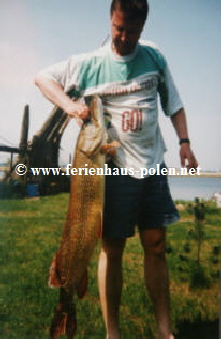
[
  {"x1": 168, "y1": 176, "x2": 221, "y2": 201},
  {"x1": 0, "y1": 168, "x2": 220, "y2": 202}
]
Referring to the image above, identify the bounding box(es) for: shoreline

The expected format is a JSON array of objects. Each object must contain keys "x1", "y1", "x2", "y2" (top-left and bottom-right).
[
  {"x1": 167, "y1": 169, "x2": 221, "y2": 178},
  {"x1": 168, "y1": 173, "x2": 221, "y2": 178}
]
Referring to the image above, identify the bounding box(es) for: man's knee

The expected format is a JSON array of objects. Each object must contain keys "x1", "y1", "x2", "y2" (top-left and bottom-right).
[{"x1": 140, "y1": 229, "x2": 166, "y2": 256}]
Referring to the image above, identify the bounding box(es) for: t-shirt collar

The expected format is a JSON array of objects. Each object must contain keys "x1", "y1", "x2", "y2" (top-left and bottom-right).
[{"x1": 109, "y1": 42, "x2": 139, "y2": 62}]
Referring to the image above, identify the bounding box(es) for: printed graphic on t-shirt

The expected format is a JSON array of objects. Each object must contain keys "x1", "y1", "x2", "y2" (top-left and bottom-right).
[{"x1": 122, "y1": 109, "x2": 143, "y2": 132}]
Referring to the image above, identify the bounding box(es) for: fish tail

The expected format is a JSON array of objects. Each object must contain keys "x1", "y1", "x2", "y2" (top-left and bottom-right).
[
  {"x1": 50, "y1": 303, "x2": 67, "y2": 337},
  {"x1": 65, "y1": 303, "x2": 77, "y2": 338},
  {"x1": 50, "y1": 302, "x2": 77, "y2": 338}
]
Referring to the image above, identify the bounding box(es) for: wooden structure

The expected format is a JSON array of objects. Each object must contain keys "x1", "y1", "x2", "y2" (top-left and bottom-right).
[{"x1": 2, "y1": 104, "x2": 71, "y2": 195}]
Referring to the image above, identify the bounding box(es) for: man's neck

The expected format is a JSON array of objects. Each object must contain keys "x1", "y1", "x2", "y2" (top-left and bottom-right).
[{"x1": 110, "y1": 42, "x2": 138, "y2": 61}]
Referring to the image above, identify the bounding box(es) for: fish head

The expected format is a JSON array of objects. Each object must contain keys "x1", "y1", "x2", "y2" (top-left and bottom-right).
[
  {"x1": 78, "y1": 96, "x2": 107, "y2": 158},
  {"x1": 89, "y1": 96, "x2": 104, "y2": 128}
]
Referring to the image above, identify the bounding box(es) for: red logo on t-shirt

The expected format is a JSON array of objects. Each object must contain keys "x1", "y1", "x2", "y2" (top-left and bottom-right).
[{"x1": 122, "y1": 110, "x2": 143, "y2": 132}]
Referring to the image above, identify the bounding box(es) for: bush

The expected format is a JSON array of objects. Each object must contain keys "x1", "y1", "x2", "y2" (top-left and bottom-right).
[
  {"x1": 189, "y1": 262, "x2": 211, "y2": 289},
  {"x1": 183, "y1": 242, "x2": 191, "y2": 253}
]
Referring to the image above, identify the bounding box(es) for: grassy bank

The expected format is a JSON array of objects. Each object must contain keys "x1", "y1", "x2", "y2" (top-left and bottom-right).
[{"x1": 1, "y1": 194, "x2": 220, "y2": 338}]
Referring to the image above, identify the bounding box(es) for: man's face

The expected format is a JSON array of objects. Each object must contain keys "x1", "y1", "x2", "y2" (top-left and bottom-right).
[{"x1": 111, "y1": 8, "x2": 144, "y2": 56}]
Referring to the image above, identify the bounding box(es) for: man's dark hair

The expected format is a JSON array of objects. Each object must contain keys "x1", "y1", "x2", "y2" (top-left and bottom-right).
[{"x1": 110, "y1": 0, "x2": 149, "y2": 24}]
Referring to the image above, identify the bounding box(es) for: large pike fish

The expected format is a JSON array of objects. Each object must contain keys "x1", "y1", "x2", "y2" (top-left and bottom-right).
[{"x1": 49, "y1": 96, "x2": 110, "y2": 338}]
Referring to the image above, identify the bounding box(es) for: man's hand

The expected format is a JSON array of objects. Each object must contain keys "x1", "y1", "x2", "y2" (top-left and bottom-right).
[
  {"x1": 34, "y1": 76, "x2": 90, "y2": 124},
  {"x1": 171, "y1": 108, "x2": 198, "y2": 170},
  {"x1": 65, "y1": 101, "x2": 91, "y2": 122},
  {"x1": 180, "y1": 143, "x2": 198, "y2": 170}
]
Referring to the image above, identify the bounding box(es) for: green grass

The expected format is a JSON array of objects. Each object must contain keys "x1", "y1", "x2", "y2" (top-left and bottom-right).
[{"x1": 1, "y1": 195, "x2": 220, "y2": 338}]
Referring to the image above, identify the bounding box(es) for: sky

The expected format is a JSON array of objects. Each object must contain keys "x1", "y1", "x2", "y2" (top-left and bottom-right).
[{"x1": 0, "y1": 0, "x2": 221, "y2": 171}]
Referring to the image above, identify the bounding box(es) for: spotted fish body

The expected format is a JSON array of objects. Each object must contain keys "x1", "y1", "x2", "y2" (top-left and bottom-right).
[{"x1": 49, "y1": 96, "x2": 107, "y2": 337}]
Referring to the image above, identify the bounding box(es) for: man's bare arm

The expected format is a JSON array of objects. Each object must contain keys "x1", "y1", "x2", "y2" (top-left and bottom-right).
[
  {"x1": 34, "y1": 75, "x2": 90, "y2": 121},
  {"x1": 171, "y1": 108, "x2": 198, "y2": 169}
]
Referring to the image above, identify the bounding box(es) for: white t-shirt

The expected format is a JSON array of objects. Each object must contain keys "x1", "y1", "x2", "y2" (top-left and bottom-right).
[{"x1": 38, "y1": 40, "x2": 183, "y2": 178}]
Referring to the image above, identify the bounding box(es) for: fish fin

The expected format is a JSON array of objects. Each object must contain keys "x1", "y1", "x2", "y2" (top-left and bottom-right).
[
  {"x1": 100, "y1": 141, "x2": 120, "y2": 156},
  {"x1": 99, "y1": 211, "x2": 103, "y2": 238},
  {"x1": 48, "y1": 252, "x2": 62, "y2": 288},
  {"x1": 76, "y1": 269, "x2": 88, "y2": 299},
  {"x1": 50, "y1": 303, "x2": 77, "y2": 338}
]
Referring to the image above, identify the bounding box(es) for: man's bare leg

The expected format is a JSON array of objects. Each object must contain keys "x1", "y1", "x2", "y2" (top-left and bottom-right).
[
  {"x1": 140, "y1": 228, "x2": 174, "y2": 339},
  {"x1": 98, "y1": 238, "x2": 126, "y2": 339}
]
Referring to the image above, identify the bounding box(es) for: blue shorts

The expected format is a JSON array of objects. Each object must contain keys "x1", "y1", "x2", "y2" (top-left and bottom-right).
[{"x1": 102, "y1": 162, "x2": 179, "y2": 239}]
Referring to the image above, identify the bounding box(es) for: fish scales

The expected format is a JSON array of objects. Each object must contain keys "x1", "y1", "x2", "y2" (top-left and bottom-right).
[
  {"x1": 58, "y1": 142, "x2": 105, "y2": 290},
  {"x1": 49, "y1": 96, "x2": 106, "y2": 292}
]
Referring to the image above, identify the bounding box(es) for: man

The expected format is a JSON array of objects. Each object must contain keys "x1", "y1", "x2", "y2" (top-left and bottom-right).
[{"x1": 35, "y1": 1, "x2": 198, "y2": 338}]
